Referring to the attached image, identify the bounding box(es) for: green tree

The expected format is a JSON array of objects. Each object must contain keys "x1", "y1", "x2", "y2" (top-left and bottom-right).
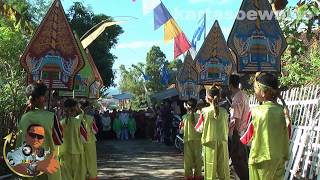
[
  {"x1": 145, "y1": 46, "x2": 167, "y2": 92},
  {"x1": 118, "y1": 64, "x2": 147, "y2": 110},
  {"x1": 67, "y1": 2, "x2": 124, "y2": 88},
  {"x1": 0, "y1": 0, "x2": 35, "y2": 34},
  {"x1": 28, "y1": 0, "x2": 53, "y2": 25},
  {"x1": 167, "y1": 59, "x2": 183, "y2": 85},
  {"x1": 0, "y1": 2, "x2": 33, "y2": 135},
  {"x1": 278, "y1": 0, "x2": 320, "y2": 86},
  {"x1": 0, "y1": 0, "x2": 56, "y2": 136}
]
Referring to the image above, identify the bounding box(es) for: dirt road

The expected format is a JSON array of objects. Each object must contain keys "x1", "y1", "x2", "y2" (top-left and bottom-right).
[{"x1": 96, "y1": 140, "x2": 184, "y2": 180}]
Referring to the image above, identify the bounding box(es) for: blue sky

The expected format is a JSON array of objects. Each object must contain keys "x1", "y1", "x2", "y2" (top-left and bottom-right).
[{"x1": 60, "y1": 0, "x2": 296, "y2": 94}]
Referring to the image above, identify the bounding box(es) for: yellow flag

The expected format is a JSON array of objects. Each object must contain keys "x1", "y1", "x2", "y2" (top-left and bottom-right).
[
  {"x1": 81, "y1": 21, "x2": 125, "y2": 49},
  {"x1": 164, "y1": 19, "x2": 181, "y2": 43}
]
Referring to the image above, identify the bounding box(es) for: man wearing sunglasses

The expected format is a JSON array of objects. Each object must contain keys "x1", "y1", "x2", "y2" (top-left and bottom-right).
[{"x1": 7, "y1": 124, "x2": 59, "y2": 176}]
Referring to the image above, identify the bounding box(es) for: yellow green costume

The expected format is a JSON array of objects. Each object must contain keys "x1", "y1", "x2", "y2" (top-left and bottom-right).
[
  {"x1": 249, "y1": 101, "x2": 289, "y2": 180},
  {"x1": 201, "y1": 106, "x2": 230, "y2": 180},
  {"x1": 82, "y1": 113, "x2": 98, "y2": 179},
  {"x1": 17, "y1": 109, "x2": 62, "y2": 180},
  {"x1": 113, "y1": 116, "x2": 121, "y2": 139},
  {"x1": 60, "y1": 115, "x2": 86, "y2": 180},
  {"x1": 182, "y1": 113, "x2": 202, "y2": 178},
  {"x1": 128, "y1": 117, "x2": 136, "y2": 138}
]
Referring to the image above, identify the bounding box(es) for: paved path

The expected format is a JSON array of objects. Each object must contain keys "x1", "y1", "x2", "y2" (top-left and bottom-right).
[{"x1": 96, "y1": 140, "x2": 184, "y2": 180}]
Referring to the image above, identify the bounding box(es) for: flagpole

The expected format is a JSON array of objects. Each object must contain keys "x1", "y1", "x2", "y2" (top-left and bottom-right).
[{"x1": 204, "y1": 12, "x2": 206, "y2": 41}]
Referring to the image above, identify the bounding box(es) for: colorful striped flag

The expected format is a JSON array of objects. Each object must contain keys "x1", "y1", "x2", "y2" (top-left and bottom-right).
[
  {"x1": 142, "y1": 0, "x2": 161, "y2": 15},
  {"x1": 191, "y1": 13, "x2": 206, "y2": 49},
  {"x1": 154, "y1": 2, "x2": 172, "y2": 30},
  {"x1": 80, "y1": 121, "x2": 88, "y2": 143},
  {"x1": 160, "y1": 64, "x2": 170, "y2": 85},
  {"x1": 92, "y1": 118, "x2": 99, "y2": 135},
  {"x1": 174, "y1": 32, "x2": 191, "y2": 59},
  {"x1": 143, "y1": 0, "x2": 191, "y2": 59},
  {"x1": 240, "y1": 111, "x2": 254, "y2": 145},
  {"x1": 164, "y1": 19, "x2": 181, "y2": 43},
  {"x1": 52, "y1": 115, "x2": 63, "y2": 145},
  {"x1": 195, "y1": 113, "x2": 204, "y2": 133}
]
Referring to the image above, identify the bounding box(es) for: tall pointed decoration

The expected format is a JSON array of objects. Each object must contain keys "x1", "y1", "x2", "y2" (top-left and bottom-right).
[
  {"x1": 59, "y1": 35, "x2": 96, "y2": 98},
  {"x1": 195, "y1": 21, "x2": 233, "y2": 86},
  {"x1": 20, "y1": 0, "x2": 84, "y2": 90},
  {"x1": 227, "y1": 0, "x2": 287, "y2": 72},
  {"x1": 176, "y1": 51, "x2": 201, "y2": 101},
  {"x1": 86, "y1": 49, "x2": 104, "y2": 99}
]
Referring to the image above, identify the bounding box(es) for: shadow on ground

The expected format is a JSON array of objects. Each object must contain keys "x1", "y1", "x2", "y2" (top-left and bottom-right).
[{"x1": 96, "y1": 139, "x2": 184, "y2": 180}]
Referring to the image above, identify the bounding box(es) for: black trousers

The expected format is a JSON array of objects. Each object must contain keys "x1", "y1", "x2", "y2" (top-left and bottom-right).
[{"x1": 228, "y1": 130, "x2": 249, "y2": 180}]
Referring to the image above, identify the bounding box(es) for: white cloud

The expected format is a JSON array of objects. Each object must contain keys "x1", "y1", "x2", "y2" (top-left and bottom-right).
[
  {"x1": 116, "y1": 40, "x2": 161, "y2": 49},
  {"x1": 189, "y1": 0, "x2": 230, "y2": 4}
]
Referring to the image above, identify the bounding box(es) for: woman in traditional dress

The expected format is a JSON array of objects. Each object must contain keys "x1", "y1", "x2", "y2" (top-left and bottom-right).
[
  {"x1": 79, "y1": 99, "x2": 98, "y2": 180},
  {"x1": 201, "y1": 86, "x2": 230, "y2": 180},
  {"x1": 240, "y1": 72, "x2": 290, "y2": 179},
  {"x1": 60, "y1": 99, "x2": 86, "y2": 180},
  {"x1": 181, "y1": 99, "x2": 202, "y2": 180}
]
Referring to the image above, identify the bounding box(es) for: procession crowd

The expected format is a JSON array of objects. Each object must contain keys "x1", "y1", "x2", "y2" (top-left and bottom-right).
[
  {"x1": 6, "y1": 72, "x2": 291, "y2": 180},
  {"x1": 179, "y1": 73, "x2": 291, "y2": 180}
]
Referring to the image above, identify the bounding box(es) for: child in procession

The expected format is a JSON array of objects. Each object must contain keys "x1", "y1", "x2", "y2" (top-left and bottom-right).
[
  {"x1": 60, "y1": 99, "x2": 86, "y2": 180},
  {"x1": 17, "y1": 81, "x2": 62, "y2": 180},
  {"x1": 181, "y1": 99, "x2": 202, "y2": 180},
  {"x1": 240, "y1": 72, "x2": 290, "y2": 179},
  {"x1": 201, "y1": 86, "x2": 230, "y2": 180},
  {"x1": 79, "y1": 99, "x2": 98, "y2": 180}
]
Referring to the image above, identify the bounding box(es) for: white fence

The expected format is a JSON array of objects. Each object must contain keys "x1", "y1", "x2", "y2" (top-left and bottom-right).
[{"x1": 249, "y1": 85, "x2": 320, "y2": 180}]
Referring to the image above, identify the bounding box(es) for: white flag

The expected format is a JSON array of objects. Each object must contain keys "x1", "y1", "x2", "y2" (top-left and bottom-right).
[{"x1": 142, "y1": 0, "x2": 161, "y2": 15}]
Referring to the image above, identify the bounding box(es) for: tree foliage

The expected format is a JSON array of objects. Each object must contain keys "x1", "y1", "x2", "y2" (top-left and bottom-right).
[
  {"x1": 0, "y1": 0, "x2": 34, "y2": 34},
  {"x1": 118, "y1": 46, "x2": 183, "y2": 110},
  {"x1": 0, "y1": 1, "x2": 33, "y2": 136},
  {"x1": 67, "y1": 2, "x2": 124, "y2": 88},
  {"x1": 145, "y1": 46, "x2": 167, "y2": 92},
  {"x1": 278, "y1": 0, "x2": 320, "y2": 86},
  {"x1": 118, "y1": 63, "x2": 147, "y2": 110}
]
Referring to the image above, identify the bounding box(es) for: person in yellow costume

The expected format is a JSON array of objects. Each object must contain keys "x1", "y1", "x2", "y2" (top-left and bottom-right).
[
  {"x1": 60, "y1": 99, "x2": 86, "y2": 180},
  {"x1": 243, "y1": 72, "x2": 289, "y2": 179},
  {"x1": 180, "y1": 99, "x2": 202, "y2": 180},
  {"x1": 17, "y1": 81, "x2": 62, "y2": 180},
  {"x1": 202, "y1": 86, "x2": 230, "y2": 180},
  {"x1": 113, "y1": 113, "x2": 121, "y2": 139},
  {"x1": 79, "y1": 99, "x2": 98, "y2": 180},
  {"x1": 128, "y1": 112, "x2": 137, "y2": 139}
]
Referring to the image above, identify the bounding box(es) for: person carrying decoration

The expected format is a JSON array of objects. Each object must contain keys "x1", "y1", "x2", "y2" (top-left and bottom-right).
[
  {"x1": 60, "y1": 99, "x2": 86, "y2": 180},
  {"x1": 201, "y1": 85, "x2": 230, "y2": 180},
  {"x1": 228, "y1": 74, "x2": 250, "y2": 179},
  {"x1": 180, "y1": 98, "x2": 202, "y2": 180},
  {"x1": 79, "y1": 99, "x2": 98, "y2": 180},
  {"x1": 16, "y1": 81, "x2": 63, "y2": 180},
  {"x1": 240, "y1": 72, "x2": 290, "y2": 179}
]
